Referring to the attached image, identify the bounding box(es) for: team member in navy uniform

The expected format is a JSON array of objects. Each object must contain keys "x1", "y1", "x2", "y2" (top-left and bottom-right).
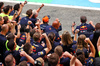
[
  {"x1": 20, "y1": 9, "x2": 34, "y2": 28},
  {"x1": 4, "y1": 39, "x2": 21, "y2": 65},
  {"x1": 31, "y1": 4, "x2": 44, "y2": 26},
  {"x1": 48, "y1": 32, "x2": 60, "y2": 54},
  {"x1": 40, "y1": 15, "x2": 50, "y2": 31},
  {"x1": 76, "y1": 38, "x2": 95, "y2": 66},
  {"x1": 72, "y1": 16, "x2": 95, "y2": 37},
  {"x1": 0, "y1": 24, "x2": 9, "y2": 63},
  {"x1": 61, "y1": 31, "x2": 77, "y2": 53},
  {"x1": 89, "y1": 23, "x2": 100, "y2": 57},
  {"x1": 44, "y1": 20, "x2": 61, "y2": 42},
  {"x1": 20, "y1": 33, "x2": 52, "y2": 65}
]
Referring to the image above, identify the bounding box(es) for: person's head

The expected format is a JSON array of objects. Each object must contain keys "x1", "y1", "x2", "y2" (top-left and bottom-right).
[
  {"x1": 95, "y1": 23, "x2": 100, "y2": 30},
  {"x1": 42, "y1": 15, "x2": 50, "y2": 24},
  {"x1": 77, "y1": 34, "x2": 88, "y2": 50},
  {"x1": 52, "y1": 21, "x2": 60, "y2": 29},
  {"x1": 48, "y1": 32, "x2": 55, "y2": 46},
  {"x1": 62, "y1": 31, "x2": 73, "y2": 45},
  {"x1": 3, "y1": 5, "x2": 10, "y2": 14},
  {"x1": 54, "y1": 45, "x2": 63, "y2": 57},
  {"x1": 33, "y1": 32, "x2": 41, "y2": 42},
  {"x1": 0, "y1": 2, "x2": 4, "y2": 9},
  {"x1": 3, "y1": 16, "x2": 9, "y2": 24},
  {"x1": 80, "y1": 16, "x2": 87, "y2": 23},
  {"x1": 76, "y1": 49, "x2": 85, "y2": 64},
  {"x1": 5, "y1": 54, "x2": 16, "y2": 66},
  {"x1": 26, "y1": 9, "x2": 33, "y2": 18},
  {"x1": 0, "y1": 16, "x2": 4, "y2": 25},
  {"x1": 18, "y1": 61, "x2": 28, "y2": 66},
  {"x1": 30, "y1": 29, "x2": 36, "y2": 37},
  {"x1": 7, "y1": 39, "x2": 16, "y2": 51},
  {"x1": 48, "y1": 53, "x2": 59, "y2": 66},
  {"x1": 35, "y1": 57, "x2": 44, "y2": 66},
  {"x1": 14, "y1": 4, "x2": 20, "y2": 11},
  {"x1": 23, "y1": 43, "x2": 33, "y2": 54},
  {"x1": 32, "y1": 9, "x2": 38, "y2": 18},
  {"x1": 1, "y1": 24, "x2": 9, "y2": 34},
  {"x1": 7, "y1": 33, "x2": 15, "y2": 40}
]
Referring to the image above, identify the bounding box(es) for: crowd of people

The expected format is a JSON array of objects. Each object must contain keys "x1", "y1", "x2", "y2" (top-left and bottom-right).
[{"x1": 0, "y1": 1, "x2": 100, "y2": 66}]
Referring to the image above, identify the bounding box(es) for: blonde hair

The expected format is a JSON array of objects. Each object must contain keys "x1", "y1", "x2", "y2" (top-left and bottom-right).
[
  {"x1": 62, "y1": 31, "x2": 73, "y2": 45},
  {"x1": 36, "y1": 57, "x2": 44, "y2": 65},
  {"x1": 77, "y1": 34, "x2": 88, "y2": 50}
]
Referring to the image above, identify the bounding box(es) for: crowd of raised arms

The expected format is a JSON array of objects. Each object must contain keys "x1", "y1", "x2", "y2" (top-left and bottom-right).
[{"x1": 0, "y1": 1, "x2": 100, "y2": 66}]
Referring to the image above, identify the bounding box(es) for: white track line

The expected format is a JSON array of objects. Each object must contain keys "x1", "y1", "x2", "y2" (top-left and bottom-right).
[
  {"x1": 1, "y1": 0, "x2": 100, "y2": 11},
  {"x1": 89, "y1": 0, "x2": 100, "y2": 3}
]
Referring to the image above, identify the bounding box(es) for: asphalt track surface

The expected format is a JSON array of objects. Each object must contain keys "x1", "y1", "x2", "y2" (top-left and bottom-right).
[{"x1": 3, "y1": 2, "x2": 100, "y2": 66}]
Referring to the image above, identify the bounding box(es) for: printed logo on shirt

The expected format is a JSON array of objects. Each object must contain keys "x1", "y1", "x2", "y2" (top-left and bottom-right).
[
  {"x1": 49, "y1": 28, "x2": 51, "y2": 30},
  {"x1": 38, "y1": 51, "x2": 44, "y2": 55}
]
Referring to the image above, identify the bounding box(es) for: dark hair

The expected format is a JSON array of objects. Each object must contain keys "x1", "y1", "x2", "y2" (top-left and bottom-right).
[
  {"x1": 33, "y1": 32, "x2": 40, "y2": 42},
  {"x1": 20, "y1": 25, "x2": 26, "y2": 33},
  {"x1": 18, "y1": 61, "x2": 28, "y2": 66},
  {"x1": 76, "y1": 50, "x2": 85, "y2": 64},
  {"x1": 30, "y1": 29, "x2": 36, "y2": 37},
  {"x1": 48, "y1": 32, "x2": 55, "y2": 46},
  {"x1": 48, "y1": 53, "x2": 59, "y2": 66},
  {"x1": 92, "y1": 30, "x2": 100, "y2": 57},
  {"x1": 0, "y1": 2, "x2": 4, "y2": 8},
  {"x1": 23, "y1": 43, "x2": 32, "y2": 54},
  {"x1": 26, "y1": 9, "x2": 32, "y2": 17},
  {"x1": 7, "y1": 33, "x2": 15, "y2": 40},
  {"x1": 80, "y1": 16, "x2": 87, "y2": 23},
  {"x1": 7, "y1": 39, "x2": 15, "y2": 51},
  {"x1": 3, "y1": 16, "x2": 8, "y2": 24},
  {"x1": 3, "y1": 5, "x2": 10, "y2": 14},
  {"x1": 14, "y1": 4, "x2": 20, "y2": 11},
  {"x1": 95, "y1": 23, "x2": 100, "y2": 30}
]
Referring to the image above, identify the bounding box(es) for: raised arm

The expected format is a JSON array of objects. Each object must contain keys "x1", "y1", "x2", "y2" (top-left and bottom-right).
[
  {"x1": 74, "y1": 29, "x2": 79, "y2": 41},
  {"x1": 97, "y1": 36, "x2": 100, "y2": 57},
  {"x1": 71, "y1": 22, "x2": 76, "y2": 34},
  {"x1": 89, "y1": 21, "x2": 95, "y2": 28},
  {"x1": 37, "y1": 4, "x2": 44, "y2": 13},
  {"x1": 70, "y1": 56, "x2": 76, "y2": 66},
  {"x1": 26, "y1": 25, "x2": 30, "y2": 43},
  {"x1": 16, "y1": 24, "x2": 21, "y2": 38},
  {"x1": 20, "y1": 51, "x2": 35, "y2": 65},
  {"x1": 85, "y1": 38, "x2": 95, "y2": 57},
  {"x1": 63, "y1": 51, "x2": 82, "y2": 66},
  {"x1": 41, "y1": 33, "x2": 52, "y2": 54}
]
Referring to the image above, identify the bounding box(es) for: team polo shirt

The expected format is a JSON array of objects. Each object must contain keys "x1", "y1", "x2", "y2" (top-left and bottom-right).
[
  {"x1": 18, "y1": 33, "x2": 26, "y2": 46},
  {"x1": 0, "y1": 34, "x2": 7, "y2": 63},
  {"x1": 20, "y1": 17, "x2": 34, "y2": 28},
  {"x1": 60, "y1": 57, "x2": 70, "y2": 66},
  {"x1": 84, "y1": 57, "x2": 94, "y2": 66},
  {"x1": 74, "y1": 23, "x2": 95, "y2": 37},
  {"x1": 31, "y1": 17, "x2": 37, "y2": 26},
  {"x1": 4, "y1": 50, "x2": 21, "y2": 65},
  {"x1": 49, "y1": 41, "x2": 60, "y2": 54},
  {"x1": 40, "y1": 24, "x2": 49, "y2": 31},
  {"x1": 44, "y1": 25, "x2": 61, "y2": 42},
  {"x1": 20, "y1": 49, "x2": 46, "y2": 61},
  {"x1": 31, "y1": 41, "x2": 44, "y2": 53},
  {"x1": 0, "y1": 13, "x2": 13, "y2": 20}
]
